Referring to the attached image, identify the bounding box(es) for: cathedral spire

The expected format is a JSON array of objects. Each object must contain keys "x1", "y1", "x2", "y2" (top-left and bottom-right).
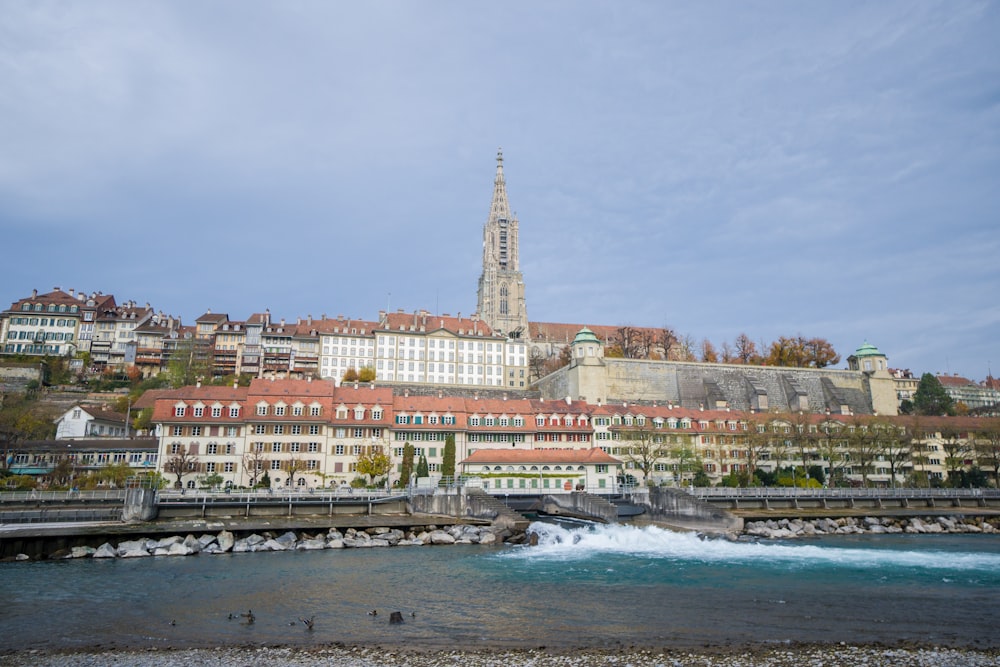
[
  {"x1": 477, "y1": 149, "x2": 528, "y2": 338},
  {"x1": 489, "y1": 147, "x2": 512, "y2": 226}
]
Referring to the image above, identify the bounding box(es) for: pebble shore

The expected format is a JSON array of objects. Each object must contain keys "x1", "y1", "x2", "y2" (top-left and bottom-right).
[{"x1": 4, "y1": 644, "x2": 1000, "y2": 667}]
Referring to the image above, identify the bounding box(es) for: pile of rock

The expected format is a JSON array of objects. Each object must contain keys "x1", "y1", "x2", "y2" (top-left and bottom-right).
[
  {"x1": 41, "y1": 524, "x2": 503, "y2": 560},
  {"x1": 743, "y1": 515, "x2": 1000, "y2": 540}
]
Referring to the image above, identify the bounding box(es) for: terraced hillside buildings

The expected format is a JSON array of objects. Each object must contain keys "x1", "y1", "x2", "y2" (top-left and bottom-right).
[{"x1": 4, "y1": 153, "x2": 991, "y2": 417}]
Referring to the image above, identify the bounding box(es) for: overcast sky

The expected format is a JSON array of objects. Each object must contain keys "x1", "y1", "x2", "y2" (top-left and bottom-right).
[{"x1": 2, "y1": 2, "x2": 997, "y2": 380}]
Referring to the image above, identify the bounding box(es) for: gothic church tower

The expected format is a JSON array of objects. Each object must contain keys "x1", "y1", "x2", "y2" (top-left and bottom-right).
[{"x1": 476, "y1": 149, "x2": 529, "y2": 338}]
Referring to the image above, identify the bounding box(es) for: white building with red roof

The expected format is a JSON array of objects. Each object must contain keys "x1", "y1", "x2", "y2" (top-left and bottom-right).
[{"x1": 460, "y1": 447, "x2": 622, "y2": 493}]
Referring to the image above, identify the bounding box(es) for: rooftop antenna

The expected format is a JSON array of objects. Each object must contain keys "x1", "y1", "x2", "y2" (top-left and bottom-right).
[{"x1": 386, "y1": 292, "x2": 391, "y2": 313}]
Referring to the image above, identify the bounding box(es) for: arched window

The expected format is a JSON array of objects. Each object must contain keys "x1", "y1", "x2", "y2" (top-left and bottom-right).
[{"x1": 499, "y1": 284, "x2": 509, "y2": 315}]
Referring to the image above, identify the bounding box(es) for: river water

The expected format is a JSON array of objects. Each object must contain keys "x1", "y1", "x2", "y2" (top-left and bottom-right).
[{"x1": 2, "y1": 522, "x2": 999, "y2": 651}]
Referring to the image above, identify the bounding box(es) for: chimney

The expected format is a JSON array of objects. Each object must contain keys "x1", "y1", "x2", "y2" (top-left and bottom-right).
[
  {"x1": 566, "y1": 396, "x2": 571, "y2": 405},
  {"x1": 196, "y1": 380, "x2": 202, "y2": 388},
  {"x1": 69, "y1": 288, "x2": 75, "y2": 297},
  {"x1": 307, "y1": 376, "x2": 313, "y2": 383},
  {"x1": 32, "y1": 289, "x2": 37, "y2": 298},
  {"x1": 233, "y1": 380, "x2": 239, "y2": 389}
]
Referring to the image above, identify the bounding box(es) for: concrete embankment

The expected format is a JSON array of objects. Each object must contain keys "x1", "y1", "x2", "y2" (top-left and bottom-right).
[{"x1": 634, "y1": 487, "x2": 744, "y2": 534}]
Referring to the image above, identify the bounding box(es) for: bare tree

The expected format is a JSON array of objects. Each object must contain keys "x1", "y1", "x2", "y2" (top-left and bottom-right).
[
  {"x1": 739, "y1": 413, "x2": 775, "y2": 485},
  {"x1": 618, "y1": 421, "x2": 671, "y2": 485},
  {"x1": 814, "y1": 419, "x2": 849, "y2": 487},
  {"x1": 973, "y1": 419, "x2": 1000, "y2": 487},
  {"x1": 528, "y1": 348, "x2": 549, "y2": 381},
  {"x1": 675, "y1": 335, "x2": 698, "y2": 362},
  {"x1": 846, "y1": 417, "x2": 885, "y2": 488},
  {"x1": 939, "y1": 425, "x2": 972, "y2": 485},
  {"x1": 734, "y1": 333, "x2": 758, "y2": 364},
  {"x1": 282, "y1": 455, "x2": 308, "y2": 488},
  {"x1": 720, "y1": 341, "x2": 737, "y2": 364},
  {"x1": 612, "y1": 326, "x2": 648, "y2": 359},
  {"x1": 879, "y1": 422, "x2": 910, "y2": 488},
  {"x1": 164, "y1": 446, "x2": 200, "y2": 489},
  {"x1": 242, "y1": 447, "x2": 268, "y2": 488},
  {"x1": 651, "y1": 326, "x2": 678, "y2": 360}
]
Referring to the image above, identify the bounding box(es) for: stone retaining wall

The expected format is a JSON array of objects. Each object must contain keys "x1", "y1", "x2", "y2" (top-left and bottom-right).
[
  {"x1": 743, "y1": 515, "x2": 1000, "y2": 539},
  {"x1": 8, "y1": 523, "x2": 517, "y2": 561}
]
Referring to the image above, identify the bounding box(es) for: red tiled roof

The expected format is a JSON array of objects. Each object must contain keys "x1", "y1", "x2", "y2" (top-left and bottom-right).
[
  {"x1": 133, "y1": 388, "x2": 181, "y2": 410},
  {"x1": 248, "y1": 378, "x2": 336, "y2": 398},
  {"x1": 936, "y1": 375, "x2": 975, "y2": 387},
  {"x1": 4, "y1": 289, "x2": 89, "y2": 313},
  {"x1": 381, "y1": 311, "x2": 499, "y2": 338}
]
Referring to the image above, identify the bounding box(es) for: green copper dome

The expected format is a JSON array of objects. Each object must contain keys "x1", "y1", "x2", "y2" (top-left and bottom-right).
[
  {"x1": 572, "y1": 327, "x2": 601, "y2": 345},
  {"x1": 853, "y1": 341, "x2": 883, "y2": 357}
]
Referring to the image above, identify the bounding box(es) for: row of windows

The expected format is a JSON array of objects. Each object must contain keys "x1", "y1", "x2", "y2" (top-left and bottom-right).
[
  {"x1": 19, "y1": 303, "x2": 79, "y2": 312},
  {"x1": 6, "y1": 331, "x2": 75, "y2": 341},
  {"x1": 251, "y1": 441, "x2": 322, "y2": 453},
  {"x1": 3, "y1": 343, "x2": 63, "y2": 354},
  {"x1": 395, "y1": 414, "x2": 456, "y2": 425},
  {"x1": 393, "y1": 431, "x2": 453, "y2": 441},
  {"x1": 251, "y1": 424, "x2": 323, "y2": 436},
  {"x1": 175, "y1": 406, "x2": 241, "y2": 418},
  {"x1": 6, "y1": 317, "x2": 77, "y2": 326},
  {"x1": 171, "y1": 426, "x2": 241, "y2": 437}
]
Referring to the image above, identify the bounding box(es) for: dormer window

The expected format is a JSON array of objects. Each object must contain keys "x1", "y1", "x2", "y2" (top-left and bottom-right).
[
  {"x1": 293, "y1": 405, "x2": 303, "y2": 416},
  {"x1": 354, "y1": 407, "x2": 365, "y2": 420},
  {"x1": 372, "y1": 408, "x2": 382, "y2": 420},
  {"x1": 174, "y1": 405, "x2": 186, "y2": 417},
  {"x1": 211, "y1": 406, "x2": 222, "y2": 418},
  {"x1": 193, "y1": 407, "x2": 204, "y2": 418},
  {"x1": 256, "y1": 405, "x2": 268, "y2": 416},
  {"x1": 275, "y1": 405, "x2": 285, "y2": 416},
  {"x1": 230, "y1": 406, "x2": 240, "y2": 418},
  {"x1": 310, "y1": 405, "x2": 321, "y2": 416}
]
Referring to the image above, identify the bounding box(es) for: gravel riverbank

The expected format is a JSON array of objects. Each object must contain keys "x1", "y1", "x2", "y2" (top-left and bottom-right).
[{"x1": 3, "y1": 644, "x2": 999, "y2": 667}]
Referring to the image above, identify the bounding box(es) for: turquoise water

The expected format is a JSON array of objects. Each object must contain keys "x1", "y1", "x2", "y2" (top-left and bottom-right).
[{"x1": 1, "y1": 523, "x2": 999, "y2": 651}]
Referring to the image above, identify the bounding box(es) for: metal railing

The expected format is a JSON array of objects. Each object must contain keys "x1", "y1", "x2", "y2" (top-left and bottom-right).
[
  {"x1": 155, "y1": 487, "x2": 402, "y2": 505},
  {"x1": 687, "y1": 487, "x2": 1000, "y2": 500},
  {"x1": 0, "y1": 489, "x2": 129, "y2": 504}
]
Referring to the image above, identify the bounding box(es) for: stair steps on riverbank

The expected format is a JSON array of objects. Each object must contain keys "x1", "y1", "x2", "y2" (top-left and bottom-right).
[{"x1": 464, "y1": 488, "x2": 531, "y2": 531}]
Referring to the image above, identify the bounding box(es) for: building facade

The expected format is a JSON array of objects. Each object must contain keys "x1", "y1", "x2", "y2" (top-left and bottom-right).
[{"x1": 146, "y1": 377, "x2": 999, "y2": 492}]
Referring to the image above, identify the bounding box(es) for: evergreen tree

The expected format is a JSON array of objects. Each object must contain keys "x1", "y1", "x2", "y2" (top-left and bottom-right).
[
  {"x1": 399, "y1": 442, "x2": 415, "y2": 487},
  {"x1": 442, "y1": 434, "x2": 456, "y2": 479},
  {"x1": 913, "y1": 373, "x2": 955, "y2": 416},
  {"x1": 416, "y1": 454, "x2": 429, "y2": 478}
]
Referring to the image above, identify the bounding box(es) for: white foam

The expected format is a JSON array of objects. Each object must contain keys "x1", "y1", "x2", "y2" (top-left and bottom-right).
[{"x1": 504, "y1": 521, "x2": 1000, "y2": 573}]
